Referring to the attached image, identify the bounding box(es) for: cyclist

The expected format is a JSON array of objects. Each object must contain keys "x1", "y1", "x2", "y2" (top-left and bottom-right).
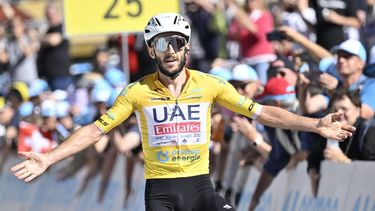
[{"x1": 11, "y1": 13, "x2": 355, "y2": 211}]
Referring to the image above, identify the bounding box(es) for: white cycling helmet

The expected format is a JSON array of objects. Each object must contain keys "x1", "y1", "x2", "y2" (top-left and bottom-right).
[{"x1": 144, "y1": 13, "x2": 191, "y2": 47}]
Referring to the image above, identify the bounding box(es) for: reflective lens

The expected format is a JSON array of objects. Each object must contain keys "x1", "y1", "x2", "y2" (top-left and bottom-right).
[{"x1": 153, "y1": 36, "x2": 187, "y2": 52}]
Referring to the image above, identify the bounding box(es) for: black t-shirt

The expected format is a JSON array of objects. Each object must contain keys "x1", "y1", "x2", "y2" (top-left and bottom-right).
[
  {"x1": 37, "y1": 24, "x2": 70, "y2": 78},
  {"x1": 340, "y1": 118, "x2": 375, "y2": 161},
  {"x1": 311, "y1": 0, "x2": 357, "y2": 50}
]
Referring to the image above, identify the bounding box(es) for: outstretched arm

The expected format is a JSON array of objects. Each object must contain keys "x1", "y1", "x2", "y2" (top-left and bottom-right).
[
  {"x1": 11, "y1": 123, "x2": 104, "y2": 182},
  {"x1": 256, "y1": 105, "x2": 355, "y2": 141}
]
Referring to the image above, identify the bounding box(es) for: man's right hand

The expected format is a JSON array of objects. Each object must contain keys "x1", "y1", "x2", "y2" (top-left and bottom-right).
[
  {"x1": 318, "y1": 72, "x2": 338, "y2": 91},
  {"x1": 11, "y1": 151, "x2": 51, "y2": 182}
]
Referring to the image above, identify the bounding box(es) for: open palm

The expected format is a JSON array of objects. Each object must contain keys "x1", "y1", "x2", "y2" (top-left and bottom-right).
[
  {"x1": 11, "y1": 151, "x2": 50, "y2": 182},
  {"x1": 317, "y1": 112, "x2": 356, "y2": 141}
]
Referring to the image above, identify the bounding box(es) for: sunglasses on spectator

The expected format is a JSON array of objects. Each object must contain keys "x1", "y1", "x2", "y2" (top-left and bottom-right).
[
  {"x1": 337, "y1": 51, "x2": 356, "y2": 59},
  {"x1": 230, "y1": 80, "x2": 251, "y2": 90},
  {"x1": 153, "y1": 36, "x2": 187, "y2": 52}
]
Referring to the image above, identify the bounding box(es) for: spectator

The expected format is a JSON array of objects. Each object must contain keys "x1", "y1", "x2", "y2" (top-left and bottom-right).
[
  {"x1": 249, "y1": 77, "x2": 302, "y2": 211},
  {"x1": 185, "y1": 1, "x2": 221, "y2": 72},
  {"x1": 324, "y1": 89, "x2": 375, "y2": 162},
  {"x1": 331, "y1": 39, "x2": 375, "y2": 119},
  {"x1": 7, "y1": 16, "x2": 38, "y2": 83},
  {"x1": 37, "y1": 2, "x2": 72, "y2": 91},
  {"x1": 226, "y1": 0, "x2": 276, "y2": 84},
  {"x1": 221, "y1": 63, "x2": 262, "y2": 204},
  {"x1": 310, "y1": 0, "x2": 361, "y2": 50},
  {"x1": 280, "y1": 0, "x2": 315, "y2": 42},
  {"x1": 363, "y1": 0, "x2": 375, "y2": 49},
  {"x1": 112, "y1": 115, "x2": 142, "y2": 207}
]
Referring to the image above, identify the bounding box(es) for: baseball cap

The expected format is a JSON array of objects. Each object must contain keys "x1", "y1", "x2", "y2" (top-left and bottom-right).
[
  {"x1": 90, "y1": 80, "x2": 113, "y2": 103},
  {"x1": 255, "y1": 77, "x2": 296, "y2": 103},
  {"x1": 273, "y1": 56, "x2": 295, "y2": 72},
  {"x1": 209, "y1": 67, "x2": 232, "y2": 81},
  {"x1": 104, "y1": 68, "x2": 127, "y2": 87},
  {"x1": 56, "y1": 101, "x2": 71, "y2": 118},
  {"x1": 319, "y1": 57, "x2": 342, "y2": 80},
  {"x1": 41, "y1": 100, "x2": 57, "y2": 117},
  {"x1": 29, "y1": 79, "x2": 49, "y2": 98},
  {"x1": 11, "y1": 82, "x2": 29, "y2": 102},
  {"x1": 331, "y1": 39, "x2": 367, "y2": 62},
  {"x1": 231, "y1": 64, "x2": 258, "y2": 82},
  {"x1": 19, "y1": 101, "x2": 34, "y2": 117}
]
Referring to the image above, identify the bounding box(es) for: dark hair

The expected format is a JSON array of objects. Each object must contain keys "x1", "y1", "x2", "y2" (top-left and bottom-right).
[{"x1": 329, "y1": 88, "x2": 361, "y2": 110}]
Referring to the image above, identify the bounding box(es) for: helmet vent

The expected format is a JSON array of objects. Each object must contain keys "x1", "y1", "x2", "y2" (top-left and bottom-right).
[
  {"x1": 154, "y1": 18, "x2": 161, "y2": 26},
  {"x1": 173, "y1": 16, "x2": 178, "y2": 24}
]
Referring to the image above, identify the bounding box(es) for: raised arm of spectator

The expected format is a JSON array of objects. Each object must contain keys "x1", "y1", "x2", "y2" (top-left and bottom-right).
[
  {"x1": 297, "y1": 0, "x2": 317, "y2": 25},
  {"x1": 324, "y1": 10, "x2": 361, "y2": 28},
  {"x1": 225, "y1": 0, "x2": 257, "y2": 33},
  {"x1": 278, "y1": 26, "x2": 332, "y2": 61},
  {"x1": 297, "y1": 73, "x2": 329, "y2": 114},
  {"x1": 1, "y1": 1, "x2": 15, "y2": 20},
  {"x1": 11, "y1": 123, "x2": 104, "y2": 182},
  {"x1": 42, "y1": 32, "x2": 63, "y2": 47}
]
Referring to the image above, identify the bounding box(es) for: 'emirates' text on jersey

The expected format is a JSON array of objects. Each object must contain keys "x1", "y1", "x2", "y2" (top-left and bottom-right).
[{"x1": 94, "y1": 69, "x2": 263, "y2": 179}]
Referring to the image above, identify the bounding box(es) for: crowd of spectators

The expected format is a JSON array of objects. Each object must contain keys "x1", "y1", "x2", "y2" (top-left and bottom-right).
[{"x1": 0, "y1": 0, "x2": 375, "y2": 210}]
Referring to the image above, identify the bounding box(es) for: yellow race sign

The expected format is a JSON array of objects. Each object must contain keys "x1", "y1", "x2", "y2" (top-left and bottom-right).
[{"x1": 63, "y1": 0, "x2": 181, "y2": 36}]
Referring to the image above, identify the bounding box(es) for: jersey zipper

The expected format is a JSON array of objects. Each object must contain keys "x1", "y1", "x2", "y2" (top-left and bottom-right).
[{"x1": 174, "y1": 98, "x2": 182, "y2": 171}]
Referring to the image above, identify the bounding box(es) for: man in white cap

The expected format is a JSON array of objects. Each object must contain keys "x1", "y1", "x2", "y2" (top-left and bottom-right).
[
  {"x1": 11, "y1": 13, "x2": 355, "y2": 211},
  {"x1": 330, "y1": 39, "x2": 375, "y2": 119}
]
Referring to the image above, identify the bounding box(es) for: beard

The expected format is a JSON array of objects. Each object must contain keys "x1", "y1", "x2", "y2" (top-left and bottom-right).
[{"x1": 155, "y1": 49, "x2": 187, "y2": 79}]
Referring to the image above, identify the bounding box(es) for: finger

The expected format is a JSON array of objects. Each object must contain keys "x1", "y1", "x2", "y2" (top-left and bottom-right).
[
  {"x1": 341, "y1": 124, "x2": 356, "y2": 133},
  {"x1": 25, "y1": 174, "x2": 37, "y2": 183},
  {"x1": 14, "y1": 168, "x2": 28, "y2": 177},
  {"x1": 337, "y1": 132, "x2": 348, "y2": 141},
  {"x1": 341, "y1": 130, "x2": 353, "y2": 137},
  {"x1": 11, "y1": 161, "x2": 26, "y2": 172},
  {"x1": 17, "y1": 171, "x2": 32, "y2": 180},
  {"x1": 337, "y1": 134, "x2": 347, "y2": 141}
]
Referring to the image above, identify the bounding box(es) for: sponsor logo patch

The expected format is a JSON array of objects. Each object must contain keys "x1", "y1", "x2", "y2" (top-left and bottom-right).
[
  {"x1": 97, "y1": 117, "x2": 109, "y2": 126},
  {"x1": 248, "y1": 101, "x2": 256, "y2": 112},
  {"x1": 154, "y1": 122, "x2": 201, "y2": 135},
  {"x1": 156, "y1": 149, "x2": 201, "y2": 163}
]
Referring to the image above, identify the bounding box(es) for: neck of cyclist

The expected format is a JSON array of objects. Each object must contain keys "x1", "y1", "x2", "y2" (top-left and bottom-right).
[{"x1": 158, "y1": 66, "x2": 187, "y2": 86}]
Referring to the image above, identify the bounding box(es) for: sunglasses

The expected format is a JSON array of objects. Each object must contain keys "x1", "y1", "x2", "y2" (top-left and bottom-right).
[
  {"x1": 230, "y1": 80, "x2": 250, "y2": 90},
  {"x1": 337, "y1": 51, "x2": 355, "y2": 59},
  {"x1": 153, "y1": 36, "x2": 187, "y2": 52}
]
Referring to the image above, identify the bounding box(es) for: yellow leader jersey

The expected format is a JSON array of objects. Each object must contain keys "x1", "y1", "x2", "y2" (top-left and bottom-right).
[{"x1": 94, "y1": 69, "x2": 263, "y2": 179}]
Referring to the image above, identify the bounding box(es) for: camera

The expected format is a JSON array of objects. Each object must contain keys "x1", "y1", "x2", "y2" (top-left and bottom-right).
[
  {"x1": 299, "y1": 63, "x2": 322, "y2": 81},
  {"x1": 266, "y1": 30, "x2": 287, "y2": 41}
]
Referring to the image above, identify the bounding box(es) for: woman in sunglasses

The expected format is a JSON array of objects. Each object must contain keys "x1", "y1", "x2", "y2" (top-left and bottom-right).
[{"x1": 12, "y1": 13, "x2": 355, "y2": 211}]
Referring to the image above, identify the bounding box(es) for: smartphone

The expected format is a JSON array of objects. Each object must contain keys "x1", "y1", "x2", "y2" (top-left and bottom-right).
[{"x1": 266, "y1": 30, "x2": 287, "y2": 41}]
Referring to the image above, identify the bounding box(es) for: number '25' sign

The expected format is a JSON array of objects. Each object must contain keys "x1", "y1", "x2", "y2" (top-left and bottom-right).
[{"x1": 63, "y1": 0, "x2": 181, "y2": 36}]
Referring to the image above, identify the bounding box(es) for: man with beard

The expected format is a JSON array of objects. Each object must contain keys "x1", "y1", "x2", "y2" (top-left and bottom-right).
[{"x1": 11, "y1": 13, "x2": 355, "y2": 211}]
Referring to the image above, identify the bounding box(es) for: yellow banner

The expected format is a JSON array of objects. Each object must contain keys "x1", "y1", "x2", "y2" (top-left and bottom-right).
[{"x1": 63, "y1": 0, "x2": 181, "y2": 36}]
